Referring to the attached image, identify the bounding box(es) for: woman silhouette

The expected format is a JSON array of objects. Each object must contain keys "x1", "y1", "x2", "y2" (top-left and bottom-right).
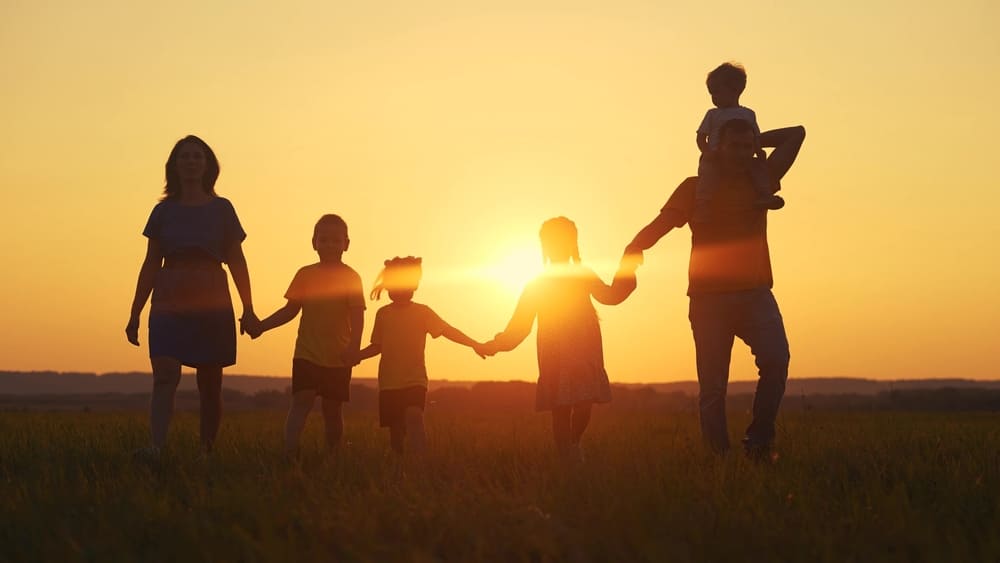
[{"x1": 126, "y1": 135, "x2": 257, "y2": 457}]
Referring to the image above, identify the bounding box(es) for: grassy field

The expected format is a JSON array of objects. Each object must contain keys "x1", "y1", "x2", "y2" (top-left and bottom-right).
[{"x1": 1, "y1": 407, "x2": 998, "y2": 562}]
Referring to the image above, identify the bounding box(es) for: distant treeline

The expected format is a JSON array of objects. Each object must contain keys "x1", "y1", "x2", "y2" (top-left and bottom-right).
[
  {"x1": 2, "y1": 382, "x2": 999, "y2": 412},
  {"x1": 3, "y1": 371, "x2": 1000, "y2": 399}
]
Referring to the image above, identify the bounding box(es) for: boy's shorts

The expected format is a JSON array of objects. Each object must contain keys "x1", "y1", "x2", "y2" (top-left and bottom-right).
[
  {"x1": 292, "y1": 358, "x2": 351, "y2": 401},
  {"x1": 378, "y1": 386, "x2": 426, "y2": 428}
]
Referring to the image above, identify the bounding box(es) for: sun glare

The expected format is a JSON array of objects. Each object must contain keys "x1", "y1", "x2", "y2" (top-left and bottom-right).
[{"x1": 478, "y1": 245, "x2": 543, "y2": 295}]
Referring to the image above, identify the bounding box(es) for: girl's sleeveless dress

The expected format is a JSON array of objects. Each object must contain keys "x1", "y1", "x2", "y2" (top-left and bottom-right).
[
  {"x1": 529, "y1": 269, "x2": 613, "y2": 411},
  {"x1": 142, "y1": 197, "x2": 245, "y2": 368}
]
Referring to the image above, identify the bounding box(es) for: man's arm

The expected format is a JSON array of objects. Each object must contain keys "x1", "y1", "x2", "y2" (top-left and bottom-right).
[
  {"x1": 628, "y1": 211, "x2": 676, "y2": 252},
  {"x1": 760, "y1": 126, "x2": 806, "y2": 182}
]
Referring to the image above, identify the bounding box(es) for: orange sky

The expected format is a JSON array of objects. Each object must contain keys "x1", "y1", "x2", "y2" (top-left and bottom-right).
[{"x1": 2, "y1": 1, "x2": 998, "y2": 382}]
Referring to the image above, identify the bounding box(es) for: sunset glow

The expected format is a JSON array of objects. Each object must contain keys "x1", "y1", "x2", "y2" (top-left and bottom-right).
[{"x1": 1, "y1": 0, "x2": 998, "y2": 383}]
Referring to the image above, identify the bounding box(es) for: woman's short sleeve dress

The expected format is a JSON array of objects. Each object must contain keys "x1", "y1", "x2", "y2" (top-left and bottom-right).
[{"x1": 142, "y1": 197, "x2": 246, "y2": 367}]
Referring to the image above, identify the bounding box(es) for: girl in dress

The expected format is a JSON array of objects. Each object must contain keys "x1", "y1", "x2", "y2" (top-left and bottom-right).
[{"x1": 480, "y1": 217, "x2": 638, "y2": 461}]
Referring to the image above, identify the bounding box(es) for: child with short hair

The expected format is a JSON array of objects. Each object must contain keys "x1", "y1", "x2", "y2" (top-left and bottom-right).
[
  {"x1": 350, "y1": 256, "x2": 484, "y2": 455},
  {"x1": 478, "y1": 217, "x2": 638, "y2": 463},
  {"x1": 248, "y1": 214, "x2": 365, "y2": 456},
  {"x1": 695, "y1": 62, "x2": 784, "y2": 219}
]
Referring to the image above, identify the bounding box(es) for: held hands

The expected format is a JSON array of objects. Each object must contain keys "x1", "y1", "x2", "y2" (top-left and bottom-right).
[
  {"x1": 620, "y1": 244, "x2": 644, "y2": 274},
  {"x1": 240, "y1": 312, "x2": 262, "y2": 339},
  {"x1": 125, "y1": 315, "x2": 140, "y2": 346},
  {"x1": 341, "y1": 349, "x2": 361, "y2": 367},
  {"x1": 473, "y1": 340, "x2": 499, "y2": 358}
]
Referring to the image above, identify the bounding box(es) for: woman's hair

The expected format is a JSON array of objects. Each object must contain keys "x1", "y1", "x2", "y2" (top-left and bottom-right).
[
  {"x1": 370, "y1": 256, "x2": 423, "y2": 300},
  {"x1": 539, "y1": 216, "x2": 581, "y2": 264},
  {"x1": 162, "y1": 135, "x2": 220, "y2": 200}
]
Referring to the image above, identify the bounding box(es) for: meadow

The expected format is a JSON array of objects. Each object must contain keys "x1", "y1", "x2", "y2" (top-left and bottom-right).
[{"x1": 1, "y1": 407, "x2": 998, "y2": 562}]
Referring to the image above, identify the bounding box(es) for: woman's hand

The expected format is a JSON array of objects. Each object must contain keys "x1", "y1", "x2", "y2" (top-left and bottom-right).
[
  {"x1": 125, "y1": 315, "x2": 140, "y2": 346},
  {"x1": 239, "y1": 311, "x2": 260, "y2": 337}
]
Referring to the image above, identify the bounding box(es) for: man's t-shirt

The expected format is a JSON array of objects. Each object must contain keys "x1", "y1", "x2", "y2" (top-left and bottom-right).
[
  {"x1": 370, "y1": 302, "x2": 448, "y2": 391},
  {"x1": 285, "y1": 262, "x2": 365, "y2": 368},
  {"x1": 661, "y1": 176, "x2": 774, "y2": 295}
]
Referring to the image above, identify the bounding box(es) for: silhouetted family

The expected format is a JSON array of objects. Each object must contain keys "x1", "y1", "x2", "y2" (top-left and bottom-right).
[{"x1": 127, "y1": 62, "x2": 805, "y2": 464}]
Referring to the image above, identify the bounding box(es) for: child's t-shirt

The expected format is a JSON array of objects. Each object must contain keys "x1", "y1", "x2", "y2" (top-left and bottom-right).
[
  {"x1": 697, "y1": 106, "x2": 761, "y2": 150},
  {"x1": 285, "y1": 262, "x2": 365, "y2": 368},
  {"x1": 369, "y1": 302, "x2": 448, "y2": 391}
]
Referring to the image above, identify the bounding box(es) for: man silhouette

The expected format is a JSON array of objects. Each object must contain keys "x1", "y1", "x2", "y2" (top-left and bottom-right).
[{"x1": 627, "y1": 119, "x2": 805, "y2": 458}]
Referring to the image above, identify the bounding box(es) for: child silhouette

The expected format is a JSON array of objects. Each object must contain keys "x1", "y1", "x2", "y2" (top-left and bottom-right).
[
  {"x1": 349, "y1": 256, "x2": 484, "y2": 456},
  {"x1": 479, "y1": 217, "x2": 638, "y2": 462}
]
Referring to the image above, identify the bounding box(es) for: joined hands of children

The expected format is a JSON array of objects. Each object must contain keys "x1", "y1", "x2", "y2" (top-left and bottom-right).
[{"x1": 473, "y1": 340, "x2": 497, "y2": 358}]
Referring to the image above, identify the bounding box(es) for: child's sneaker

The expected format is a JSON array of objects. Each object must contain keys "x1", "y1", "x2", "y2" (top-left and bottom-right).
[{"x1": 754, "y1": 194, "x2": 785, "y2": 210}]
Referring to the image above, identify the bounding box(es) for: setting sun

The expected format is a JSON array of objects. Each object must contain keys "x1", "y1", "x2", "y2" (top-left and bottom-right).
[{"x1": 473, "y1": 244, "x2": 543, "y2": 295}]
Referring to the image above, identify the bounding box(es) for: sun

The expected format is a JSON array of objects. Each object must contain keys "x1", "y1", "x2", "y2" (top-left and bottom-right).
[{"x1": 478, "y1": 244, "x2": 543, "y2": 295}]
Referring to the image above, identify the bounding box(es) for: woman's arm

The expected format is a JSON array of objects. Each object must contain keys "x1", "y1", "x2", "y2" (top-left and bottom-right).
[
  {"x1": 126, "y1": 239, "x2": 163, "y2": 345},
  {"x1": 226, "y1": 242, "x2": 256, "y2": 331}
]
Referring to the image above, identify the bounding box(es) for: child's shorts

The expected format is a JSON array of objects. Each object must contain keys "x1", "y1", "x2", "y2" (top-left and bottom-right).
[
  {"x1": 292, "y1": 358, "x2": 351, "y2": 401},
  {"x1": 378, "y1": 386, "x2": 427, "y2": 427}
]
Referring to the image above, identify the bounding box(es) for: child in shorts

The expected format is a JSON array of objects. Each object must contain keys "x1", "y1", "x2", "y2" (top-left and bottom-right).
[
  {"x1": 248, "y1": 214, "x2": 365, "y2": 456},
  {"x1": 348, "y1": 256, "x2": 484, "y2": 455},
  {"x1": 695, "y1": 62, "x2": 784, "y2": 219}
]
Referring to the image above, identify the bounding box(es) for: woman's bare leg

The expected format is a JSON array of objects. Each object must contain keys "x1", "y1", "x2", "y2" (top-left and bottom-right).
[
  {"x1": 196, "y1": 366, "x2": 223, "y2": 453},
  {"x1": 150, "y1": 356, "x2": 182, "y2": 450}
]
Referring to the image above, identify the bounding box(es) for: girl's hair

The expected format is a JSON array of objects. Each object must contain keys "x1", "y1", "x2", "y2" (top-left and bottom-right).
[
  {"x1": 370, "y1": 256, "x2": 423, "y2": 300},
  {"x1": 539, "y1": 216, "x2": 581, "y2": 264},
  {"x1": 162, "y1": 135, "x2": 220, "y2": 200}
]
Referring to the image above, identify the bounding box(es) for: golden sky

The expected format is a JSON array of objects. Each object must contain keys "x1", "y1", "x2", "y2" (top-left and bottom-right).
[{"x1": 2, "y1": 0, "x2": 998, "y2": 382}]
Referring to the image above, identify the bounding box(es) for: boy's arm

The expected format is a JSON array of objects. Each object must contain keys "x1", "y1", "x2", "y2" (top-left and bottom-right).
[
  {"x1": 696, "y1": 133, "x2": 709, "y2": 153},
  {"x1": 255, "y1": 300, "x2": 301, "y2": 337},
  {"x1": 355, "y1": 342, "x2": 382, "y2": 362},
  {"x1": 342, "y1": 305, "x2": 365, "y2": 365},
  {"x1": 760, "y1": 125, "x2": 806, "y2": 182},
  {"x1": 696, "y1": 110, "x2": 713, "y2": 153}
]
